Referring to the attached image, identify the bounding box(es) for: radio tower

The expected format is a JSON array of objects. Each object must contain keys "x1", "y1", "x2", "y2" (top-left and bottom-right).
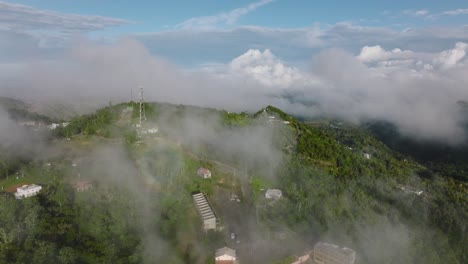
[{"x1": 139, "y1": 86, "x2": 146, "y2": 126}]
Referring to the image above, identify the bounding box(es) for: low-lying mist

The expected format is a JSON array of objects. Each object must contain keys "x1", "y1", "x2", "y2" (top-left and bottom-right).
[{"x1": 1, "y1": 37, "x2": 467, "y2": 144}]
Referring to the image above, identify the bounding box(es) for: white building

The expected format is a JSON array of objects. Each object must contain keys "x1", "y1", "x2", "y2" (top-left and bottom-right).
[
  {"x1": 313, "y1": 242, "x2": 356, "y2": 264},
  {"x1": 363, "y1": 153, "x2": 371, "y2": 159},
  {"x1": 265, "y1": 189, "x2": 283, "y2": 199},
  {"x1": 215, "y1": 247, "x2": 237, "y2": 264},
  {"x1": 197, "y1": 168, "x2": 212, "y2": 179},
  {"x1": 192, "y1": 192, "x2": 217, "y2": 231},
  {"x1": 15, "y1": 184, "x2": 42, "y2": 199}
]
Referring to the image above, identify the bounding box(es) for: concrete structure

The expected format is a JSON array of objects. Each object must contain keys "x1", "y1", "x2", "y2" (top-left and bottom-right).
[
  {"x1": 215, "y1": 247, "x2": 237, "y2": 264},
  {"x1": 313, "y1": 242, "x2": 356, "y2": 264},
  {"x1": 192, "y1": 192, "x2": 217, "y2": 231},
  {"x1": 265, "y1": 189, "x2": 283, "y2": 199},
  {"x1": 15, "y1": 184, "x2": 42, "y2": 199},
  {"x1": 72, "y1": 181, "x2": 93, "y2": 192},
  {"x1": 363, "y1": 153, "x2": 371, "y2": 159},
  {"x1": 197, "y1": 168, "x2": 212, "y2": 179}
]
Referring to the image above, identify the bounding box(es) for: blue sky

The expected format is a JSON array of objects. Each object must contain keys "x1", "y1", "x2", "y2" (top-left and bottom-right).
[
  {"x1": 6, "y1": 0, "x2": 468, "y2": 32},
  {"x1": 1, "y1": 0, "x2": 468, "y2": 65}
]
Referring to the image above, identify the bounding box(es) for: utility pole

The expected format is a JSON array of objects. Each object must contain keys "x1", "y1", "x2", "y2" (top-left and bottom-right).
[{"x1": 139, "y1": 86, "x2": 146, "y2": 126}]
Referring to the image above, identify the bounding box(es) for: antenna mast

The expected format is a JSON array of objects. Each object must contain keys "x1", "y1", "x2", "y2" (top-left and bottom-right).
[{"x1": 139, "y1": 86, "x2": 146, "y2": 126}]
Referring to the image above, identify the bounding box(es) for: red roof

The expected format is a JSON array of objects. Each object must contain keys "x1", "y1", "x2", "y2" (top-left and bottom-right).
[
  {"x1": 71, "y1": 180, "x2": 93, "y2": 189},
  {"x1": 198, "y1": 168, "x2": 210, "y2": 174},
  {"x1": 215, "y1": 261, "x2": 234, "y2": 264}
]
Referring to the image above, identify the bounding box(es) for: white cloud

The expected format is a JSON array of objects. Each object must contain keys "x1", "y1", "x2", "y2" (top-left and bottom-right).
[
  {"x1": 442, "y1": 8, "x2": 468, "y2": 16},
  {"x1": 229, "y1": 49, "x2": 310, "y2": 87},
  {"x1": 433, "y1": 42, "x2": 468, "y2": 69},
  {"x1": 357, "y1": 45, "x2": 415, "y2": 63},
  {"x1": 427, "y1": 8, "x2": 468, "y2": 20},
  {"x1": 356, "y1": 42, "x2": 468, "y2": 72},
  {"x1": 402, "y1": 9, "x2": 429, "y2": 17},
  {"x1": 175, "y1": 0, "x2": 274, "y2": 29}
]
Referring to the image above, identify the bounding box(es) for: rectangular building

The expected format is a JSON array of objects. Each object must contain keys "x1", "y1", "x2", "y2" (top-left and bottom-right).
[
  {"x1": 192, "y1": 192, "x2": 217, "y2": 231},
  {"x1": 15, "y1": 184, "x2": 42, "y2": 199}
]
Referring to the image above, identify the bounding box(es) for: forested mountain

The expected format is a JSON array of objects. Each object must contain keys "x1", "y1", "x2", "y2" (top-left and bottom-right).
[{"x1": 0, "y1": 100, "x2": 466, "y2": 264}]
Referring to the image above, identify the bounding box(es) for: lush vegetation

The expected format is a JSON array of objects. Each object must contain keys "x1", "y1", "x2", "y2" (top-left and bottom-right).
[{"x1": 55, "y1": 106, "x2": 120, "y2": 138}]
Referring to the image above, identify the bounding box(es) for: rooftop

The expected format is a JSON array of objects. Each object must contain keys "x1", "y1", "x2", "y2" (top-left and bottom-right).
[
  {"x1": 17, "y1": 184, "x2": 41, "y2": 191},
  {"x1": 216, "y1": 247, "x2": 236, "y2": 258},
  {"x1": 192, "y1": 192, "x2": 216, "y2": 220},
  {"x1": 314, "y1": 242, "x2": 356, "y2": 256},
  {"x1": 198, "y1": 168, "x2": 211, "y2": 174},
  {"x1": 266, "y1": 188, "x2": 282, "y2": 197}
]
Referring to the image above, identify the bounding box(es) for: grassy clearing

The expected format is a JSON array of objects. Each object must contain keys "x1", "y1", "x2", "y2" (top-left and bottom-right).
[{"x1": 0, "y1": 165, "x2": 58, "y2": 191}]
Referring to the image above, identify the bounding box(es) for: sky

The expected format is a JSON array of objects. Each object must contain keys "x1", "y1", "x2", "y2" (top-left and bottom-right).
[
  {"x1": 2, "y1": 0, "x2": 468, "y2": 64},
  {"x1": 1, "y1": 0, "x2": 468, "y2": 143}
]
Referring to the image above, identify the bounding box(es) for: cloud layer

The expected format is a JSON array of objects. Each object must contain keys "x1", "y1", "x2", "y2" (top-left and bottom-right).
[{"x1": 1, "y1": 37, "x2": 467, "y2": 144}]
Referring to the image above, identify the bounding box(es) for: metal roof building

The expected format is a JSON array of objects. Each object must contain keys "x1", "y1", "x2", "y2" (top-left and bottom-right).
[
  {"x1": 192, "y1": 192, "x2": 217, "y2": 231},
  {"x1": 313, "y1": 242, "x2": 356, "y2": 264},
  {"x1": 15, "y1": 184, "x2": 42, "y2": 199}
]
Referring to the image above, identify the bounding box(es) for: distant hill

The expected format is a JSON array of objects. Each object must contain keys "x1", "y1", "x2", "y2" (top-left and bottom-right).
[
  {"x1": 363, "y1": 120, "x2": 468, "y2": 182},
  {"x1": 0, "y1": 96, "x2": 55, "y2": 123},
  {"x1": 0, "y1": 96, "x2": 28, "y2": 111},
  {"x1": 458, "y1": 100, "x2": 468, "y2": 109}
]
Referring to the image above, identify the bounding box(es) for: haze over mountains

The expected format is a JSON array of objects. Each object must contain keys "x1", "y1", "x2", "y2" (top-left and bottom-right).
[{"x1": 2, "y1": 38, "x2": 468, "y2": 145}]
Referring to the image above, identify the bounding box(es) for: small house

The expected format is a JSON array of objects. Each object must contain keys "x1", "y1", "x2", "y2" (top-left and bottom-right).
[
  {"x1": 215, "y1": 247, "x2": 237, "y2": 264},
  {"x1": 363, "y1": 153, "x2": 371, "y2": 159},
  {"x1": 15, "y1": 184, "x2": 42, "y2": 199},
  {"x1": 197, "y1": 168, "x2": 212, "y2": 179},
  {"x1": 72, "y1": 180, "x2": 93, "y2": 192},
  {"x1": 265, "y1": 189, "x2": 282, "y2": 199}
]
